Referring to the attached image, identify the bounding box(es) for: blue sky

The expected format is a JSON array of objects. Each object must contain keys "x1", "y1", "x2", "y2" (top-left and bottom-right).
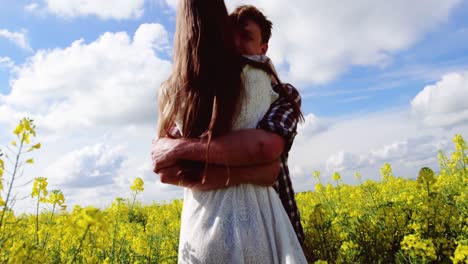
[{"x1": 1, "y1": 0, "x2": 468, "y2": 213}]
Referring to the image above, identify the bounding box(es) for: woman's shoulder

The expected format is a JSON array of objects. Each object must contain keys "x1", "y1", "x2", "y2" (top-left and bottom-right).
[
  {"x1": 241, "y1": 64, "x2": 270, "y2": 83},
  {"x1": 240, "y1": 65, "x2": 279, "y2": 102}
]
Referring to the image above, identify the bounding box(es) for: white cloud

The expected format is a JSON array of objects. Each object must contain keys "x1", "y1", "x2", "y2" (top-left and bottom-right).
[
  {"x1": 0, "y1": 57, "x2": 15, "y2": 69},
  {"x1": 1, "y1": 23, "x2": 171, "y2": 133},
  {"x1": 134, "y1": 23, "x2": 170, "y2": 52},
  {"x1": 411, "y1": 71, "x2": 468, "y2": 128},
  {"x1": 24, "y1": 3, "x2": 39, "y2": 12},
  {"x1": 44, "y1": 144, "x2": 126, "y2": 188},
  {"x1": 324, "y1": 135, "x2": 450, "y2": 174},
  {"x1": 57, "y1": 160, "x2": 184, "y2": 211},
  {"x1": 0, "y1": 105, "x2": 29, "y2": 127},
  {"x1": 337, "y1": 95, "x2": 372, "y2": 104},
  {"x1": 0, "y1": 29, "x2": 32, "y2": 51},
  {"x1": 297, "y1": 113, "x2": 328, "y2": 137},
  {"x1": 367, "y1": 140, "x2": 410, "y2": 164},
  {"x1": 43, "y1": 0, "x2": 145, "y2": 19},
  {"x1": 326, "y1": 151, "x2": 360, "y2": 172},
  {"x1": 6, "y1": 143, "x2": 129, "y2": 214},
  {"x1": 64, "y1": 185, "x2": 121, "y2": 209},
  {"x1": 164, "y1": 0, "x2": 177, "y2": 9}
]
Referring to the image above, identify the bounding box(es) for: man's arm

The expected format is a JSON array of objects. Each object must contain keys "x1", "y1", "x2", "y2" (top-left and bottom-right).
[
  {"x1": 256, "y1": 83, "x2": 302, "y2": 153},
  {"x1": 158, "y1": 159, "x2": 281, "y2": 191},
  {"x1": 152, "y1": 129, "x2": 285, "y2": 172}
]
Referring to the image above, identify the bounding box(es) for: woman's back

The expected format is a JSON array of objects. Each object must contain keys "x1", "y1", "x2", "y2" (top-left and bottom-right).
[{"x1": 232, "y1": 65, "x2": 278, "y2": 130}]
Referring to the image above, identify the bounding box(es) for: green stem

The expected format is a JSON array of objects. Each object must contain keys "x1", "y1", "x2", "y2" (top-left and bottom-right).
[
  {"x1": 70, "y1": 225, "x2": 90, "y2": 263},
  {"x1": 111, "y1": 205, "x2": 120, "y2": 262},
  {"x1": 41, "y1": 202, "x2": 56, "y2": 250},
  {"x1": 35, "y1": 195, "x2": 40, "y2": 243},
  {"x1": 0, "y1": 137, "x2": 24, "y2": 232},
  {"x1": 130, "y1": 191, "x2": 137, "y2": 212}
]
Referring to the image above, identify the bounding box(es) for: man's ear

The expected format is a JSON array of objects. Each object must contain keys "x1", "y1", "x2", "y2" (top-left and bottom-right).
[{"x1": 261, "y1": 43, "x2": 269, "y2": 55}]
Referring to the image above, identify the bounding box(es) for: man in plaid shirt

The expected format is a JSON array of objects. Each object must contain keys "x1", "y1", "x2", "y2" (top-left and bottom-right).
[{"x1": 152, "y1": 5, "x2": 308, "y2": 257}]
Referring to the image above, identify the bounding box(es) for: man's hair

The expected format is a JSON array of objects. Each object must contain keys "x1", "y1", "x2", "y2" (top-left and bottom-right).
[{"x1": 230, "y1": 5, "x2": 272, "y2": 44}]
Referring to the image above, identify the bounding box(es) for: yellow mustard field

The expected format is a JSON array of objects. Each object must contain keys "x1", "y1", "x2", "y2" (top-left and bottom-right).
[{"x1": 0, "y1": 118, "x2": 467, "y2": 263}]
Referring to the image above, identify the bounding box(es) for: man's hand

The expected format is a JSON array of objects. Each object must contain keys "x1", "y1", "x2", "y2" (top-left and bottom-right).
[
  {"x1": 158, "y1": 164, "x2": 208, "y2": 190},
  {"x1": 158, "y1": 165, "x2": 189, "y2": 186},
  {"x1": 151, "y1": 138, "x2": 188, "y2": 173},
  {"x1": 158, "y1": 160, "x2": 281, "y2": 191}
]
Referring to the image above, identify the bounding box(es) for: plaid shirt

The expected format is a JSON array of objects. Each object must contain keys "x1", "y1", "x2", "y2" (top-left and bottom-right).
[{"x1": 256, "y1": 83, "x2": 305, "y2": 247}]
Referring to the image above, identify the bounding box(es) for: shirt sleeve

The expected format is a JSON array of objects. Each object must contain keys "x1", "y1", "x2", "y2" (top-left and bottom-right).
[{"x1": 256, "y1": 83, "x2": 301, "y2": 153}]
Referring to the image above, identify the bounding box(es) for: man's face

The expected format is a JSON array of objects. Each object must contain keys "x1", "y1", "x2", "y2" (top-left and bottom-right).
[{"x1": 234, "y1": 19, "x2": 268, "y2": 55}]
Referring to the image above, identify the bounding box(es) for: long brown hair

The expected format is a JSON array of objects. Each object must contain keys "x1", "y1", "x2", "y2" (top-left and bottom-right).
[{"x1": 157, "y1": 0, "x2": 243, "y2": 139}]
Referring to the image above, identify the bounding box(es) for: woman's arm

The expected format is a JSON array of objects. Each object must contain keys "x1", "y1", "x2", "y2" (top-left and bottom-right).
[{"x1": 158, "y1": 159, "x2": 281, "y2": 191}]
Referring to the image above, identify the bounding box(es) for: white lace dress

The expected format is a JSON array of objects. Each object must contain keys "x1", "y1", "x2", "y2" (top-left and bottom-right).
[{"x1": 176, "y1": 65, "x2": 307, "y2": 264}]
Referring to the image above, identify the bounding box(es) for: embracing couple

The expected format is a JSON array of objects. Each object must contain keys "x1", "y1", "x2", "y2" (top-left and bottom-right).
[{"x1": 152, "y1": 0, "x2": 308, "y2": 263}]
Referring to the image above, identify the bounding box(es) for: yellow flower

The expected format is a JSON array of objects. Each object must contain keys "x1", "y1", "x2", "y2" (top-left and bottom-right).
[
  {"x1": 379, "y1": 163, "x2": 392, "y2": 180},
  {"x1": 131, "y1": 177, "x2": 144, "y2": 192},
  {"x1": 13, "y1": 122, "x2": 24, "y2": 135},
  {"x1": 13, "y1": 117, "x2": 37, "y2": 140},
  {"x1": 400, "y1": 234, "x2": 437, "y2": 261},
  {"x1": 451, "y1": 242, "x2": 468, "y2": 264},
  {"x1": 315, "y1": 183, "x2": 324, "y2": 193},
  {"x1": 0, "y1": 158, "x2": 4, "y2": 178},
  {"x1": 31, "y1": 177, "x2": 48, "y2": 198},
  {"x1": 313, "y1": 170, "x2": 321, "y2": 180},
  {"x1": 332, "y1": 172, "x2": 341, "y2": 181},
  {"x1": 81, "y1": 207, "x2": 102, "y2": 227},
  {"x1": 72, "y1": 206, "x2": 108, "y2": 231},
  {"x1": 48, "y1": 189, "x2": 66, "y2": 206},
  {"x1": 340, "y1": 240, "x2": 358, "y2": 252},
  {"x1": 453, "y1": 134, "x2": 467, "y2": 152}
]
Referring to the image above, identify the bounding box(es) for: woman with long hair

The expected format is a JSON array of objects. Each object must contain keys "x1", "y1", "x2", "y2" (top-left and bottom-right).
[{"x1": 157, "y1": 0, "x2": 307, "y2": 262}]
